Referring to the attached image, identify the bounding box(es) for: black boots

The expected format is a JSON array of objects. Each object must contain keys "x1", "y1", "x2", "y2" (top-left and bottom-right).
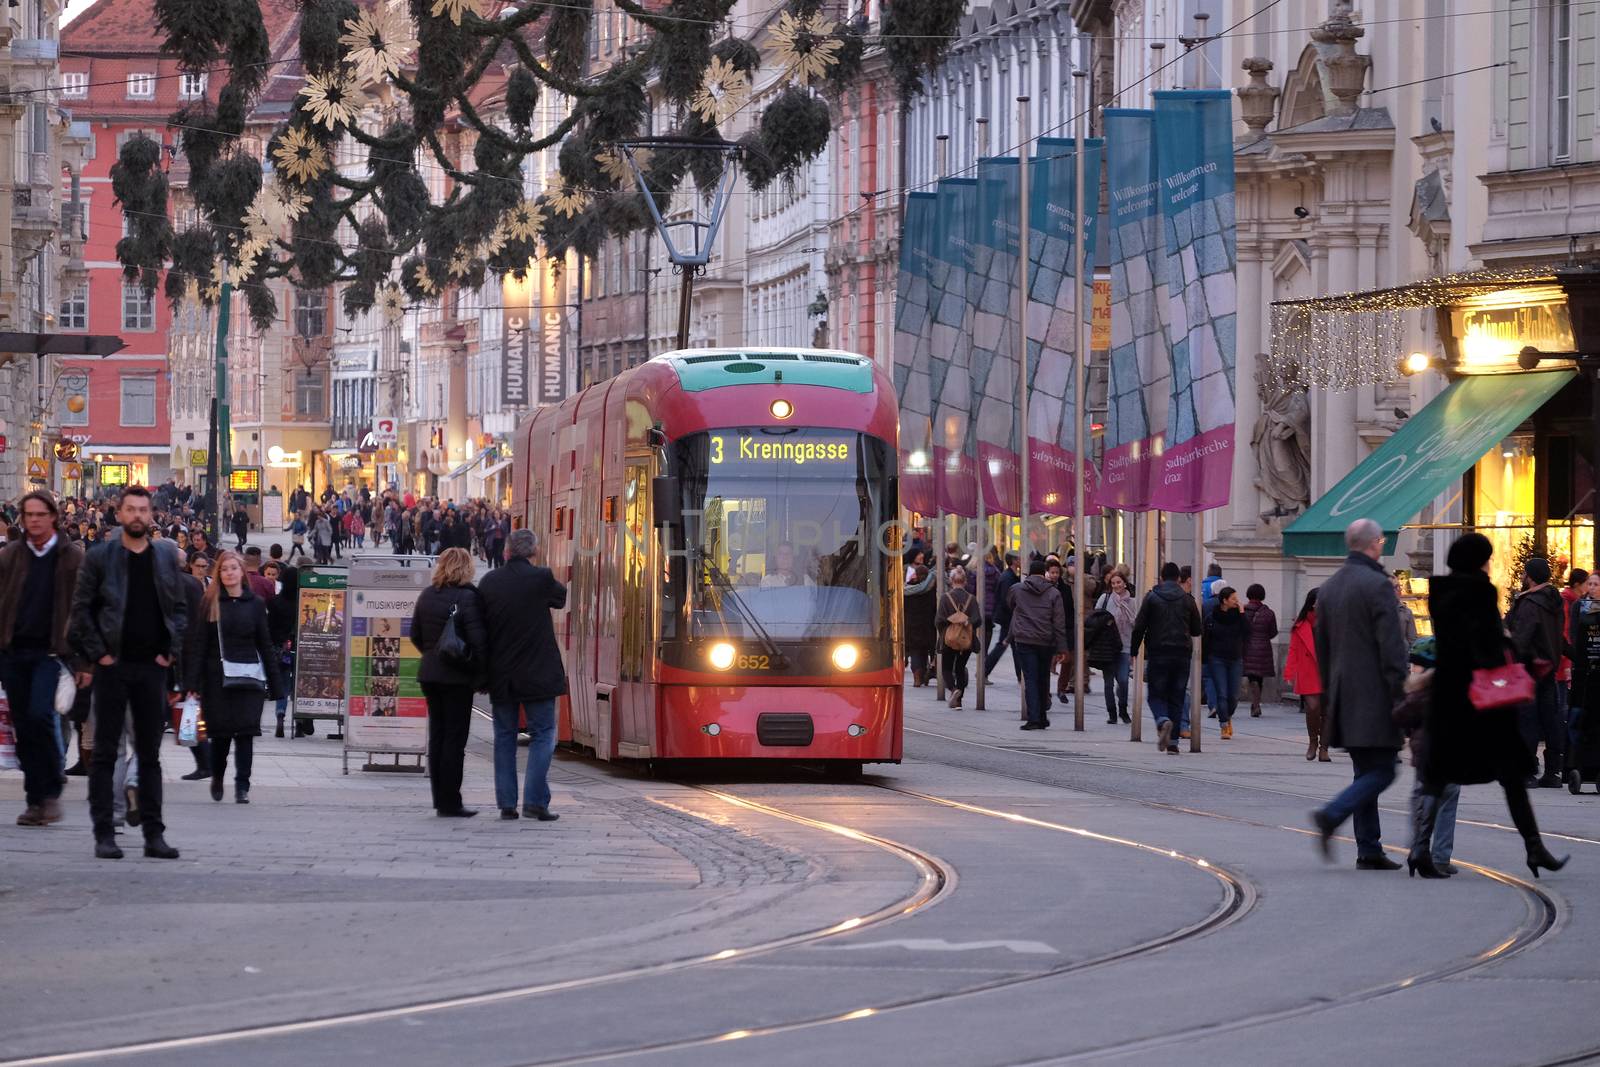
[
  {"x1": 143, "y1": 836, "x2": 180, "y2": 859},
  {"x1": 95, "y1": 838, "x2": 123, "y2": 860},
  {"x1": 522, "y1": 806, "x2": 559, "y2": 822}
]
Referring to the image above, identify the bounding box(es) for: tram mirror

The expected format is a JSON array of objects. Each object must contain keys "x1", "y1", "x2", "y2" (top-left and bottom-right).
[{"x1": 652, "y1": 476, "x2": 682, "y2": 527}]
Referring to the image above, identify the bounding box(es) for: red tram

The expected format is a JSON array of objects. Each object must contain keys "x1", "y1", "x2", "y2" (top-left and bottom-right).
[{"x1": 512, "y1": 348, "x2": 903, "y2": 771}]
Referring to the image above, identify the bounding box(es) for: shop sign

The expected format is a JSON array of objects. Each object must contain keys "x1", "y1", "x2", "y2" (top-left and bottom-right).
[
  {"x1": 99, "y1": 462, "x2": 130, "y2": 486},
  {"x1": 374, "y1": 449, "x2": 398, "y2": 464},
  {"x1": 372, "y1": 416, "x2": 398, "y2": 445},
  {"x1": 189, "y1": 449, "x2": 208, "y2": 467},
  {"x1": 266, "y1": 445, "x2": 302, "y2": 468},
  {"x1": 26, "y1": 457, "x2": 47, "y2": 479},
  {"x1": 229, "y1": 468, "x2": 261, "y2": 493},
  {"x1": 1091, "y1": 276, "x2": 1111, "y2": 351},
  {"x1": 63, "y1": 462, "x2": 82, "y2": 481}
]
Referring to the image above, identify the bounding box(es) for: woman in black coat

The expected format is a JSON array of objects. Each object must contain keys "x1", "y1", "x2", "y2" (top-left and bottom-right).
[
  {"x1": 1415, "y1": 533, "x2": 1567, "y2": 878},
  {"x1": 266, "y1": 566, "x2": 300, "y2": 737},
  {"x1": 904, "y1": 564, "x2": 936, "y2": 687},
  {"x1": 409, "y1": 547, "x2": 489, "y2": 817},
  {"x1": 183, "y1": 551, "x2": 285, "y2": 804}
]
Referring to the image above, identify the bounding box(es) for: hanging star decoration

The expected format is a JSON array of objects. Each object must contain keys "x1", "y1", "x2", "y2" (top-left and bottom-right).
[
  {"x1": 500, "y1": 198, "x2": 544, "y2": 242},
  {"x1": 596, "y1": 147, "x2": 649, "y2": 186},
  {"x1": 447, "y1": 248, "x2": 473, "y2": 279},
  {"x1": 479, "y1": 220, "x2": 508, "y2": 259},
  {"x1": 264, "y1": 180, "x2": 311, "y2": 223},
  {"x1": 413, "y1": 261, "x2": 437, "y2": 296},
  {"x1": 338, "y1": 5, "x2": 419, "y2": 85},
  {"x1": 203, "y1": 257, "x2": 225, "y2": 302},
  {"x1": 546, "y1": 177, "x2": 590, "y2": 219},
  {"x1": 299, "y1": 70, "x2": 370, "y2": 132},
  {"x1": 771, "y1": 12, "x2": 843, "y2": 85},
  {"x1": 378, "y1": 283, "x2": 407, "y2": 324},
  {"x1": 691, "y1": 55, "x2": 750, "y2": 125},
  {"x1": 428, "y1": 0, "x2": 484, "y2": 28},
  {"x1": 272, "y1": 126, "x2": 329, "y2": 184}
]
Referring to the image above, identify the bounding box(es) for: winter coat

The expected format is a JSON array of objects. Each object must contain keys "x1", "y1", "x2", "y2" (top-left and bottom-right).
[
  {"x1": 1425, "y1": 571, "x2": 1535, "y2": 785},
  {"x1": 983, "y1": 561, "x2": 1003, "y2": 618},
  {"x1": 903, "y1": 573, "x2": 937, "y2": 657},
  {"x1": 1507, "y1": 584, "x2": 1563, "y2": 669},
  {"x1": 1283, "y1": 614, "x2": 1322, "y2": 696},
  {"x1": 0, "y1": 536, "x2": 86, "y2": 663},
  {"x1": 410, "y1": 582, "x2": 489, "y2": 689},
  {"x1": 313, "y1": 517, "x2": 333, "y2": 547},
  {"x1": 993, "y1": 569, "x2": 1021, "y2": 630},
  {"x1": 1095, "y1": 589, "x2": 1137, "y2": 653},
  {"x1": 477, "y1": 557, "x2": 569, "y2": 704},
  {"x1": 1313, "y1": 553, "x2": 1406, "y2": 751},
  {"x1": 1241, "y1": 601, "x2": 1278, "y2": 677},
  {"x1": 68, "y1": 538, "x2": 188, "y2": 665},
  {"x1": 181, "y1": 586, "x2": 285, "y2": 739},
  {"x1": 935, "y1": 587, "x2": 982, "y2": 652},
  {"x1": 266, "y1": 568, "x2": 299, "y2": 649},
  {"x1": 1007, "y1": 574, "x2": 1067, "y2": 651},
  {"x1": 1129, "y1": 582, "x2": 1201, "y2": 661},
  {"x1": 1203, "y1": 604, "x2": 1247, "y2": 662},
  {"x1": 1559, "y1": 586, "x2": 1581, "y2": 682},
  {"x1": 1569, "y1": 597, "x2": 1600, "y2": 711}
]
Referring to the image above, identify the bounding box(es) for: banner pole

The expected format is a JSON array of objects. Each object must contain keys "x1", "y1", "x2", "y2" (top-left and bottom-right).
[
  {"x1": 933, "y1": 133, "x2": 950, "y2": 706},
  {"x1": 1071, "y1": 73, "x2": 1088, "y2": 732},
  {"x1": 972, "y1": 124, "x2": 988, "y2": 714},
  {"x1": 1191, "y1": 512, "x2": 1204, "y2": 753},
  {"x1": 1130, "y1": 508, "x2": 1155, "y2": 742},
  {"x1": 1015, "y1": 98, "x2": 1031, "y2": 566}
]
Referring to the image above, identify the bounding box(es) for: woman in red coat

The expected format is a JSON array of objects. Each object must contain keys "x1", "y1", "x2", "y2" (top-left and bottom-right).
[{"x1": 1283, "y1": 589, "x2": 1327, "y2": 761}]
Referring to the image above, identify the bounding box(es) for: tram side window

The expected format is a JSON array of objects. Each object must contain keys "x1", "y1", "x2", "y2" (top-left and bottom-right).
[{"x1": 621, "y1": 464, "x2": 649, "y2": 680}]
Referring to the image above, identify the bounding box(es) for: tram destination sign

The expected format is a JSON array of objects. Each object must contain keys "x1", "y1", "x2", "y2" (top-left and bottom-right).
[{"x1": 708, "y1": 431, "x2": 856, "y2": 471}]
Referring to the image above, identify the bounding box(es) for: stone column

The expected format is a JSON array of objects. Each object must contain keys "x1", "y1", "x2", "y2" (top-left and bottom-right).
[
  {"x1": 1228, "y1": 240, "x2": 1268, "y2": 534},
  {"x1": 1313, "y1": 231, "x2": 1361, "y2": 495}
]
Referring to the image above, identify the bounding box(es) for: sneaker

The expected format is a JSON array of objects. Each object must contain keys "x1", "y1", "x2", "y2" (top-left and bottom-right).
[
  {"x1": 180, "y1": 768, "x2": 209, "y2": 781},
  {"x1": 522, "y1": 805, "x2": 559, "y2": 822},
  {"x1": 499, "y1": 808, "x2": 520, "y2": 820},
  {"x1": 1020, "y1": 722, "x2": 1044, "y2": 731},
  {"x1": 1179, "y1": 729, "x2": 1192, "y2": 739},
  {"x1": 1220, "y1": 722, "x2": 1233, "y2": 740}
]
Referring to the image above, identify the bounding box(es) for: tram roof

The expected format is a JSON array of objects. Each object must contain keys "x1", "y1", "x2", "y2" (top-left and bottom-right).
[{"x1": 653, "y1": 348, "x2": 876, "y2": 394}]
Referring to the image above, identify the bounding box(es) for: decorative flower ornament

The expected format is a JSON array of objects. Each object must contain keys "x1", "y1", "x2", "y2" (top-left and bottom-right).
[
  {"x1": 691, "y1": 55, "x2": 750, "y2": 125},
  {"x1": 338, "y1": 5, "x2": 419, "y2": 84},
  {"x1": 378, "y1": 283, "x2": 407, "y2": 324},
  {"x1": 500, "y1": 198, "x2": 544, "y2": 241},
  {"x1": 203, "y1": 257, "x2": 225, "y2": 302},
  {"x1": 447, "y1": 249, "x2": 472, "y2": 278},
  {"x1": 771, "y1": 12, "x2": 843, "y2": 85},
  {"x1": 412, "y1": 261, "x2": 437, "y2": 296},
  {"x1": 479, "y1": 221, "x2": 508, "y2": 259},
  {"x1": 428, "y1": 0, "x2": 484, "y2": 28},
  {"x1": 596, "y1": 147, "x2": 649, "y2": 186},
  {"x1": 272, "y1": 126, "x2": 330, "y2": 184},
  {"x1": 546, "y1": 176, "x2": 590, "y2": 219},
  {"x1": 298, "y1": 70, "x2": 370, "y2": 131}
]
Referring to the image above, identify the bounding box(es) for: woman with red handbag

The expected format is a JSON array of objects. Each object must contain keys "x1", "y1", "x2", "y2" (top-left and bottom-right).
[{"x1": 1415, "y1": 533, "x2": 1568, "y2": 879}]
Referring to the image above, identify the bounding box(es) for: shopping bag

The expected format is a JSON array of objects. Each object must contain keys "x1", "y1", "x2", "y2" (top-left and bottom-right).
[
  {"x1": 177, "y1": 697, "x2": 206, "y2": 747},
  {"x1": 0, "y1": 697, "x2": 17, "y2": 770}
]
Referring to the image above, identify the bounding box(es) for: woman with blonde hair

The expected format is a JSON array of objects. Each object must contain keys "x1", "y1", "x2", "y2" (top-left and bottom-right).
[
  {"x1": 409, "y1": 547, "x2": 489, "y2": 817},
  {"x1": 182, "y1": 550, "x2": 284, "y2": 804}
]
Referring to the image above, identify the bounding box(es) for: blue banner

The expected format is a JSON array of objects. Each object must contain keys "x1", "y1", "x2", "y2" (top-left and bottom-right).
[
  {"x1": 893, "y1": 191, "x2": 938, "y2": 516},
  {"x1": 929, "y1": 178, "x2": 978, "y2": 518}
]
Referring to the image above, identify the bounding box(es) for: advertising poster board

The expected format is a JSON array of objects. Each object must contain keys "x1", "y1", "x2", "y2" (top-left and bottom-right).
[
  {"x1": 343, "y1": 556, "x2": 431, "y2": 772},
  {"x1": 262, "y1": 492, "x2": 284, "y2": 533},
  {"x1": 293, "y1": 569, "x2": 347, "y2": 726}
]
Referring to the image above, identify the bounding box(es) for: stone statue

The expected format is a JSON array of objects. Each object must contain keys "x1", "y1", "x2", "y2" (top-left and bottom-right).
[{"x1": 1252, "y1": 361, "x2": 1312, "y2": 517}]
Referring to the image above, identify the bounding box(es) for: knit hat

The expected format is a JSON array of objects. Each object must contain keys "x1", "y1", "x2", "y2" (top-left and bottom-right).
[
  {"x1": 1525, "y1": 557, "x2": 1552, "y2": 585},
  {"x1": 1445, "y1": 532, "x2": 1493, "y2": 574}
]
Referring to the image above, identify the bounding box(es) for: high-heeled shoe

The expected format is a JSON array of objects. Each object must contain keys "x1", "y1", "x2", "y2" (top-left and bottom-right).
[
  {"x1": 1407, "y1": 852, "x2": 1449, "y2": 879},
  {"x1": 1526, "y1": 842, "x2": 1570, "y2": 878}
]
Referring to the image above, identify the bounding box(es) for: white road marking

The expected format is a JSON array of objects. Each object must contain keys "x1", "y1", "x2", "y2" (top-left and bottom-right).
[{"x1": 829, "y1": 938, "x2": 1058, "y2": 955}]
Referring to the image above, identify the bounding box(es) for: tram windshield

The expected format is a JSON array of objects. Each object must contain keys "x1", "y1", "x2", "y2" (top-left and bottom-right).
[{"x1": 668, "y1": 428, "x2": 896, "y2": 643}]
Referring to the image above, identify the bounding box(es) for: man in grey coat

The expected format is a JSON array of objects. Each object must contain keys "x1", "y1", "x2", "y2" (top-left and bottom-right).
[{"x1": 1311, "y1": 518, "x2": 1408, "y2": 869}]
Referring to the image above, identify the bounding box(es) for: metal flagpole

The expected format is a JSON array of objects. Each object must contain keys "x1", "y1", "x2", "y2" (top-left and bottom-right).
[
  {"x1": 1071, "y1": 71, "x2": 1088, "y2": 732},
  {"x1": 1130, "y1": 509, "x2": 1156, "y2": 742},
  {"x1": 974, "y1": 119, "x2": 989, "y2": 713},
  {"x1": 1191, "y1": 513, "x2": 1204, "y2": 753},
  {"x1": 934, "y1": 133, "x2": 950, "y2": 705},
  {"x1": 1016, "y1": 99, "x2": 1031, "y2": 562}
]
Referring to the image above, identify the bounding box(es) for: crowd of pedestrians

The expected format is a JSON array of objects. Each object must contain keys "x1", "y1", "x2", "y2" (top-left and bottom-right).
[{"x1": 2, "y1": 481, "x2": 569, "y2": 855}]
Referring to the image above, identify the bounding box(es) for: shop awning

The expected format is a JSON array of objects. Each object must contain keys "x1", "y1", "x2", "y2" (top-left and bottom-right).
[
  {"x1": 1282, "y1": 369, "x2": 1577, "y2": 557},
  {"x1": 481, "y1": 458, "x2": 512, "y2": 481},
  {"x1": 446, "y1": 447, "x2": 494, "y2": 480}
]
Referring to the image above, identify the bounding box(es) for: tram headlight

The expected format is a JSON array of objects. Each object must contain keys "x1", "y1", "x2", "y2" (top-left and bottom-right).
[
  {"x1": 708, "y1": 642, "x2": 737, "y2": 671},
  {"x1": 770, "y1": 398, "x2": 794, "y2": 420},
  {"x1": 831, "y1": 643, "x2": 860, "y2": 671}
]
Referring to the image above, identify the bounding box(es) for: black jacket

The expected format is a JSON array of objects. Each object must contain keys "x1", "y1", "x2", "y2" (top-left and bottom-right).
[
  {"x1": 182, "y1": 586, "x2": 285, "y2": 738},
  {"x1": 1203, "y1": 604, "x2": 1247, "y2": 661},
  {"x1": 410, "y1": 583, "x2": 490, "y2": 689},
  {"x1": 992, "y1": 569, "x2": 1021, "y2": 630},
  {"x1": 1508, "y1": 584, "x2": 1563, "y2": 667},
  {"x1": 267, "y1": 568, "x2": 299, "y2": 649},
  {"x1": 69, "y1": 538, "x2": 188, "y2": 664},
  {"x1": 1130, "y1": 582, "x2": 1201, "y2": 660},
  {"x1": 478, "y1": 557, "x2": 569, "y2": 704}
]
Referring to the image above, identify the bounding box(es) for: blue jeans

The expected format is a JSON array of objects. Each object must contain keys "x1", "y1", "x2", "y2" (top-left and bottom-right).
[
  {"x1": 1321, "y1": 747, "x2": 1399, "y2": 859},
  {"x1": 492, "y1": 699, "x2": 557, "y2": 811},
  {"x1": 1015, "y1": 644, "x2": 1053, "y2": 725},
  {"x1": 0, "y1": 650, "x2": 64, "y2": 805},
  {"x1": 1411, "y1": 776, "x2": 1460, "y2": 864},
  {"x1": 1205, "y1": 658, "x2": 1243, "y2": 724},
  {"x1": 1147, "y1": 657, "x2": 1188, "y2": 734},
  {"x1": 1102, "y1": 652, "x2": 1131, "y2": 721}
]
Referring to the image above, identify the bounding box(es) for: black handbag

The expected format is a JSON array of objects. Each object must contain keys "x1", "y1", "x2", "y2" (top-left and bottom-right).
[{"x1": 438, "y1": 602, "x2": 473, "y2": 669}]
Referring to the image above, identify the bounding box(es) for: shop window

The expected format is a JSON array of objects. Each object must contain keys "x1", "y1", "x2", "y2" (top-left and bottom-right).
[
  {"x1": 294, "y1": 371, "x2": 325, "y2": 418},
  {"x1": 1473, "y1": 434, "x2": 1595, "y2": 604},
  {"x1": 120, "y1": 373, "x2": 157, "y2": 427}
]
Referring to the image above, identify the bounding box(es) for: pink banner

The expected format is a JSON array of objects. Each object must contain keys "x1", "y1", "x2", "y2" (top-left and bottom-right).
[
  {"x1": 978, "y1": 443, "x2": 1020, "y2": 517},
  {"x1": 1095, "y1": 425, "x2": 1235, "y2": 513},
  {"x1": 900, "y1": 448, "x2": 936, "y2": 517},
  {"x1": 934, "y1": 445, "x2": 978, "y2": 518},
  {"x1": 1029, "y1": 438, "x2": 1079, "y2": 516}
]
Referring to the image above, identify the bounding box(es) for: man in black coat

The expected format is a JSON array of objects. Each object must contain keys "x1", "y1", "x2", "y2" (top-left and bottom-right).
[
  {"x1": 1311, "y1": 517, "x2": 1408, "y2": 870},
  {"x1": 477, "y1": 528, "x2": 568, "y2": 821}
]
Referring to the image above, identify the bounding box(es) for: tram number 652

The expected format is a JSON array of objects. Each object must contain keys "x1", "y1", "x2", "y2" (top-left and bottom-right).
[{"x1": 736, "y1": 654, "x2": 771, "y2": 670}]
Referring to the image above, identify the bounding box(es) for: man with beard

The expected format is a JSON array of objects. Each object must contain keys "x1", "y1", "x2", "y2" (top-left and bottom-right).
[{"x1": 70, "y1": 486, "x2": 189, "y2": 860}]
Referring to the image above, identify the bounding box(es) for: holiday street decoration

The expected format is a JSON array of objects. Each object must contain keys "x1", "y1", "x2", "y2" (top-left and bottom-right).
[{"x1": 112, "y1": 0, "x2": 963, "y2": 332}]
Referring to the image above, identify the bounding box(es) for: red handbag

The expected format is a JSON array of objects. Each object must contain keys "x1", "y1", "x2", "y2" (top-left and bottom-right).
[{"x1": 1469, "y1": 652, "x2": 1535, "y2": 711}]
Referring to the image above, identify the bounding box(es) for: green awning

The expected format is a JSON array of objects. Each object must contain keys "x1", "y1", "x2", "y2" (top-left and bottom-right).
[{"x1": 1282, "y1": 369, "x2": 1576, "y2": 557}]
